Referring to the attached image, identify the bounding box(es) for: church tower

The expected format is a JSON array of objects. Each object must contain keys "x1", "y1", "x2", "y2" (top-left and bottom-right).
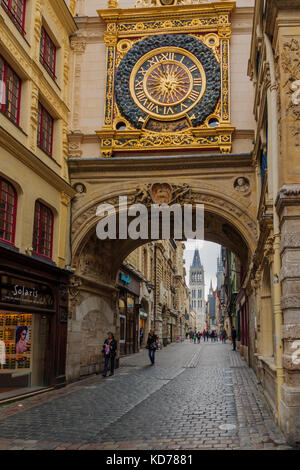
[
  {"x1": 216, "y1": 248, "x2": 223, "y2": 290},
  {"x1": 189, "y1": 248, "x2": 206, "y2": 331}
]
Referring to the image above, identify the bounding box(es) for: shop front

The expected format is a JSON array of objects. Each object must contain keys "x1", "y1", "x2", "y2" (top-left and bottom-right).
[
  {"x1": 236, "y1": 289, "x2": 249, "y2": 363},
  {"x1": 168, "y1": 314, "x2": 177, "y2": 343},
  {"x1": 0, "y1": 247, "x2": 70, "y2": 401},
  {"x1": 139, "y1": 310, "x2": 148, "y2": 348},
  {"x1": 117, "y1": 267, "x2": 140, "y2": 357}
]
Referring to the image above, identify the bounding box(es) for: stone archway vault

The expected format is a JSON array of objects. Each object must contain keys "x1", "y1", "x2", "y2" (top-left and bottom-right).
[{"x1": 67, "y1": 155, "x2": 258, "y2": 381}]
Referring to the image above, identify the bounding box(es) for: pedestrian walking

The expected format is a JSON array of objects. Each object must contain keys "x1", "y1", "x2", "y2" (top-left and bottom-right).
[
  {"x1": 146, "y1": 329, "x2": 158, "y2": 365},
  {"x1": 206, "y1": 329, "x2": 210, "y2": 342},
  {"x1": 231, "y1": 326, "x2": 237, "y2": 351},
  {"x1": 102, "y1": 331, "x2": 117, "y2": 377},
  {"x1": 140, "y1": 328, "x2": 144, "y2": 347},
  {"x1": 203, "y1": 329, "x2": 206, "y2": 342},
  {"x1": 197, "y1": 331, "x2": 201, "y2": 343},
  {"x1": 193, "y1": 332, "x2": 197, "y2": 344},
  {"x1": 222, "y1": 329, "x2": 227, "y2": 343}
]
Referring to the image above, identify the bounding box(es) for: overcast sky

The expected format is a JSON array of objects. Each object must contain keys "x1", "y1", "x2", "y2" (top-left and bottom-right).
[{"x1": 183, "y1": 240, "x2": 221, "y2": 300}]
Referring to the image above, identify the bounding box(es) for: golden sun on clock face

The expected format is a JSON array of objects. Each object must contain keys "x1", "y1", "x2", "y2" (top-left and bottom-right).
[{"x1": 130, "y1": 47, "x2": 206, "y2": 120}]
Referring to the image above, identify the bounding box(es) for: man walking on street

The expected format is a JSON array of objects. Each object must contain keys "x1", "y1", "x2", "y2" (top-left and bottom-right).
[{"x1": 231, "y1": 326, "x2": 237, "y2": 351}]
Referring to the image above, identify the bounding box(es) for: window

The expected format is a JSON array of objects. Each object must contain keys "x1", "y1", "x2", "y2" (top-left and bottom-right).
[
  {"x1": 37, "y1": 102, "x2": 54, "y2": 156},
  {"x1": 0, "y1": 56, "x2": 21, "y2": 125},
  {"x1": 39, "y1": 26, "x2": 56, "y2": 80},
  {"x1": 0, "y1": 177, "x2": 17, "y2": 245},
  {"x1": 1, "y1": 0, "x2": 26, "y2": 35},
  {"x1": 32, "y1": 201, "x2": 53, "y2": 259}
]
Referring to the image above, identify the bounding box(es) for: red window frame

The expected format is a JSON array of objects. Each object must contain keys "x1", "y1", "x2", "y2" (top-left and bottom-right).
[
  {"x1": 0, "y1": 177, "x2": 17, "y2": 246},
  {"x1": 1, "y1": 0, "x2": 26, "y2": 36},
  {"x1": 0, "y1": 55, "x2": 22, "y2": 125},
  {"x1": 37, "y1": 102, "x2": 54, "y2": 157},
  {"x1": 39, "y1": 26, "x2": 57, "y2": 80},
  {"x1": 32, "y1": 201, "x2": 54, "y2": 260}
]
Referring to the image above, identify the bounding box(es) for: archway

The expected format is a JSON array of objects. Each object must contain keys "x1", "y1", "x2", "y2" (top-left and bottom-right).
[{"x1": 67, "y1": 181, "x2": 258, "y2": 382}]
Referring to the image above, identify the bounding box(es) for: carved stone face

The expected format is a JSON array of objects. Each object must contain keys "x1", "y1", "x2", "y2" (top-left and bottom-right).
[
  {"x1": 234, "y1": 177, "x2": 250, "y2": 193},
  {"x1": 151, "y1": 183, "x2": 172, "y2": 203}
]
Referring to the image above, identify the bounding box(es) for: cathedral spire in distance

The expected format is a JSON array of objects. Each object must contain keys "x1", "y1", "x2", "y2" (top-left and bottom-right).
[{"x1": 191, "y1": 248, "x2": 202, "y2": 269}]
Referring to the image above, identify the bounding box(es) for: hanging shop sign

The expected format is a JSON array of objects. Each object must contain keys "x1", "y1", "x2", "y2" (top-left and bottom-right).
[
  {"x1": 139, "y1": 310, "x2": 148, "y2": 319},
  {"x1": 120, "y1": 272, "x2": 131, "y2": 285},
  {"x1": 0, "y1": 275, "x2": 54, "y2": 310}
]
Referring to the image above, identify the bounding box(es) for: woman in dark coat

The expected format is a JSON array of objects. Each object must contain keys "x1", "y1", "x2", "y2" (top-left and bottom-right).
[
  {"x1": 102, "y1": 331, "x2": 117, "y2": 377},
  {"x1": 146, "y1": 329, "x2": 158, "y2": 365}
]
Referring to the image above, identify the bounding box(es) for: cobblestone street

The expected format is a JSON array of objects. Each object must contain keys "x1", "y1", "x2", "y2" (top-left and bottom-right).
[{"x1": 0, "y1": 342, "x2": 292, "y2": 450}]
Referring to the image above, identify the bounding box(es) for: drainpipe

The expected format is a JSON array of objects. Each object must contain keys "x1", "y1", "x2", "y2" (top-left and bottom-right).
[{"x1": 264, "y1": 33, "x2": 284, "y2": 425}]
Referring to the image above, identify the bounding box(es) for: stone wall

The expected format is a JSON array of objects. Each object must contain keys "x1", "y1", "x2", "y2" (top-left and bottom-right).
[{"x1": 66, "y1": 292, "x2": 117, "y2": 381}]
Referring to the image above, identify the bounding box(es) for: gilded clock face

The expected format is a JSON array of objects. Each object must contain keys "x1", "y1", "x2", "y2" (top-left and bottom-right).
[
  {"x1": 116, "y1": 34, "x2": 221, "y2": 130},
  {"x1": 130, "y1": 48, "x2": 206, "y2": 120}
]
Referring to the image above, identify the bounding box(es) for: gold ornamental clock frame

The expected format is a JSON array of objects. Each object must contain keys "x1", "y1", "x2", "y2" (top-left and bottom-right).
[{"x1": 96, "y1": 1, "x2": 236, "y2": 157}]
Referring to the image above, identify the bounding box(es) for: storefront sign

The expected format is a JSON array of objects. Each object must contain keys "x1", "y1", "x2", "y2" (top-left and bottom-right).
[
  {"x1": 0, "y1": 275, "x2": 54, "y2": 310},
  {"x1": 139, "y1": 310, "x2": 148, "y2": 319},
  {"x1": 120, "y1": 272, "x2": 131, "y2": 285}
]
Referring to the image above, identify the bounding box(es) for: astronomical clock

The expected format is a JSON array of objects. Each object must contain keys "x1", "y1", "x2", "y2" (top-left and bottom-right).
[{"x1": 97, "y1": 0, "x2": 235, "y2": 157}]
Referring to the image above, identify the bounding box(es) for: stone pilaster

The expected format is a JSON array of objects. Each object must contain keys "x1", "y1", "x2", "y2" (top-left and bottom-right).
[{"x1": 276, "y1": 184, "x2": 300, "y2": 443}]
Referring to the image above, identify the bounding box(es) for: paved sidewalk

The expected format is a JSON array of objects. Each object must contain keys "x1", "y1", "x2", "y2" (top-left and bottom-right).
[{"x1": 0, "y1": 341, "x2": 293, "y2": 450}]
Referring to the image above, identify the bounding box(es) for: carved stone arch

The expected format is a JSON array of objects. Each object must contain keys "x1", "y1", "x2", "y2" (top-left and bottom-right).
[{"x1": 71, "y1": 184, "x2": 258, "y2": 270}]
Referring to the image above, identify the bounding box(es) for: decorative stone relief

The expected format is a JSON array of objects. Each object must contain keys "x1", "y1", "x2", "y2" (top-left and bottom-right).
[
  {"x1": 281, "y1": 39, "x2": 300, "y2": 145},
  {"x1": 30, "y1": 84, "x2": 39, "y2": 152},
  {"x1": 134, "y1": 183, "x2": 194, "y2": 205},
  {"x1": 73, "y1": 183, "x2": 86, "y2": 194},
  {"x1": 70, "y1": 39, "x2": 87, "y2": 132},
  {"x1": 68, "y1": 276, "x2": 83, "y2": 320},
  {"x1": 234, "y1": 177, "x2": 251, "y2": 196},
  {"x1": 77, "y1": 235, "x2": 114, "y2": 284}
]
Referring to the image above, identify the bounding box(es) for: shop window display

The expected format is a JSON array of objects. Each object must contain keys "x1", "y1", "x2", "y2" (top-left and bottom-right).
[{"x1": 0, "y1": 312, "x2": 49, "y2": 394}]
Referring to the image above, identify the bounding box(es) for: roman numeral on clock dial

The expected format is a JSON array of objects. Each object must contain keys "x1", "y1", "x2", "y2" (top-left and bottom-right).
[
  {"x1": 190, "y1": 90, "x2": 200, "y2": 101},
  {"x1": 160, "y1": 52, "x2": 175, "y2": 61}
]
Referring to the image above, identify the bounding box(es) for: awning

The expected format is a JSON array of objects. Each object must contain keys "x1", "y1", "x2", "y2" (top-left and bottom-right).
[{"x1": 139, "y1": 310, "x2": 148, "y2": 319}]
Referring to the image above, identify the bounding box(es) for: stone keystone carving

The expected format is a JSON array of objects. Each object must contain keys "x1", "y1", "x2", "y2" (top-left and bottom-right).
[{"x1": 134, "y1": 183, "x2": 194, "y2": 206}]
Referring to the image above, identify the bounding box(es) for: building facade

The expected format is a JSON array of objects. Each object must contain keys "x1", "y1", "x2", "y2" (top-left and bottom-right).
[
  {"x1": 125, "y1": 240, "x2": 189, "y2": 349},
  {"x1": 0, "y1": 0, "x2": 298, "y2": 444},
  {"x1": 207, "y1": 281, "x2": 216, "y2": 330},
  {"x1": 189, "y1": 248, "x2": 206, "y2": 331},
  {"x1": 0, "y1": 0, "x2": 76, "y2": 399},
  {"x1": 247, "y1": 0, "x2": 300, "y2": 441}
]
